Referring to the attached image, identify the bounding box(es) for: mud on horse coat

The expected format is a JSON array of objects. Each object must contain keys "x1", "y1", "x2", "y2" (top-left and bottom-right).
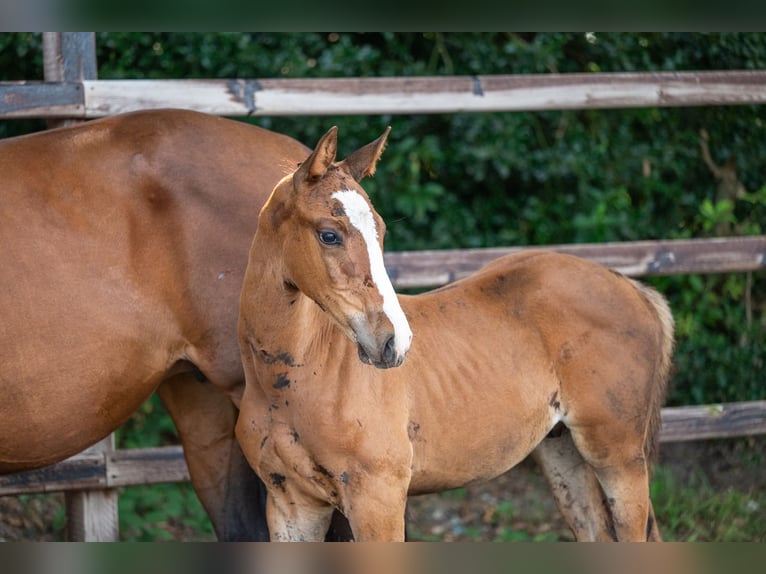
[
  {"x1": 0, "y1": 109, "x2": 353, "y2": 540},
  {"x1": 236, "y1": 126, "x2": 675, "y2": 542}
]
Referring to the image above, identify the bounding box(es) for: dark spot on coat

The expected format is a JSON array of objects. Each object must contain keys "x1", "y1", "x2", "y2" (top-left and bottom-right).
[
  {"x1": 260, "y1": 435, "x2": 269, "y2": 449},
  {"x1": 331, "y1": 203, "x2": 346, "y2": 218},
  {"x1": 340, "y1": 472, "x2": 349, "y2": 484},
  {"x1": 290, "y1": 430, "x2": 299, "y2": 443},
  {"x1": 314, "y1": 465, "x2": 334, "y2": 479},
  {"x1": 262, "y1": 351, "x2": 300, "y2": 367},
  {"x1": 407, "y1": 421, "x2": 421, "y2": 441},
  {"x1": 269, "y1": 403, "x2": 279, "y2": 411},
  {"x1": 270, "y1": 472, "x2": 286, "y2": 492},
  {"x1": 605, "y1": 518, "x2": 618, "y2": 542},
  {"x1": 549, "y1": 391, "x2": 561, "y2": 411},
  {"x1": 273, "y1": 372, "x2": 291, "y2": 389}
]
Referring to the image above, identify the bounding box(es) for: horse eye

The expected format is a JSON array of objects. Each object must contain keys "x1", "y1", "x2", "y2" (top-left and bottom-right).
[{"x1": 318, "y1": 230, "x2": 342, "y2": 246}]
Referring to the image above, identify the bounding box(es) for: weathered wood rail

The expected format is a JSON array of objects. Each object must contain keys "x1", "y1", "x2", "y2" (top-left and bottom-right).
[
  {"x1": 2, "y1": 400, "x2": 765, "y2": 498},
  {"x1": 1, "y1": 33, "x2": 764, "y2": 540},
  {"x1": 385, "y1": 236, "x2": 766, "y2": 289},
  {"x1": 3, "y1": 70, "x2": 766, "y2": 118}
]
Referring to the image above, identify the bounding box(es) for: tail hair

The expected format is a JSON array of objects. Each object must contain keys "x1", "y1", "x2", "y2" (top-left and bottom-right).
[{"x1": 631, "y1": 279, "x2": 675, "y2": 467}]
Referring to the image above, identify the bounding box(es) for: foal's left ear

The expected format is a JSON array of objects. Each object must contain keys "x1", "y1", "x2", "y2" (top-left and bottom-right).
[{"x1": 341, "y1": 126, "x2": 391, "y2": 181}]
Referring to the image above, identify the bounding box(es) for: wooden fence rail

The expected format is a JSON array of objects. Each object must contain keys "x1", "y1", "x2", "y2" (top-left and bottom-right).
[
  {"x1": 385, "y1": 236, "x2": 766, "y2": 289},
  {"x1": 3, "y1": 400, "x2": 765, "y2": 498},
  {"x1": 3, "y1": 70, "x2": 766, "y2": 118},
  {"x1": 1, "y1": 33, "x2": 764, "y2": 540}
]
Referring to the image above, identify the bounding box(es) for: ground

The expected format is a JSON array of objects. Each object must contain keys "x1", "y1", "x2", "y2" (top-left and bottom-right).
[
  {"x1": 1, "y1": 437, "x2": 764, "y2": 541},
  {"x1": 407, "y1": 436, "x2": 766, "y2": 542}
]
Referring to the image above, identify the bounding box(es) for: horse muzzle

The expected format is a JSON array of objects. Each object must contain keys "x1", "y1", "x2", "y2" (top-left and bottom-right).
[
  {"x1": 351, "y1": 315, "x2": 410, "y2": 369},
  {"x1": 357, "y1": 334, "x2": 406, "y2": 369}
]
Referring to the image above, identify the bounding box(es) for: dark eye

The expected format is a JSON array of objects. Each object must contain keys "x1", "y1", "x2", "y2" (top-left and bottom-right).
[{"x1": 318, "y1": 230, "x2": 342, "y2": 246}]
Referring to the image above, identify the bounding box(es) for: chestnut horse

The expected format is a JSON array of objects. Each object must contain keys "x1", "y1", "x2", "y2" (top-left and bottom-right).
[
  {"x1": 236, "y1": 127, "x2": 675, "y2": 542},
  {"x1": 0, "y1": 109, "x2": 355, "y2": 540}
]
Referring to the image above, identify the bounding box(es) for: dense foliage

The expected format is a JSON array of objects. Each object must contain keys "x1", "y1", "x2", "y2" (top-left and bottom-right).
[{"x1": 1, "y1": 33, "x2": 763, "y2": 539}]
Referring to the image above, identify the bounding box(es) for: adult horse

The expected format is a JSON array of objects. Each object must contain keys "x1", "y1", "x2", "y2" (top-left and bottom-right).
[
  {"x1": 0, "y1": 109, "x2": 352, "y2": 540},
  {"x1": 236, "y1": 126, "x2": 675, "y2": 541}
]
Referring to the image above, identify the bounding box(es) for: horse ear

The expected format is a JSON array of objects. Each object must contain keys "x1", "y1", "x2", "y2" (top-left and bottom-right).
[
  {"x1": 295, "y1": 126, "x2": 338, "y2": 183},
  {"x1": 341, "y1": 126, "x2": 391, "y2": 181}
]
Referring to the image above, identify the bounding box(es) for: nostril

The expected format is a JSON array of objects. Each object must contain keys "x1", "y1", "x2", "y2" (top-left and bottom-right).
[{"x1": 382, "y1": 335, "x2": 396, "y2": 364}]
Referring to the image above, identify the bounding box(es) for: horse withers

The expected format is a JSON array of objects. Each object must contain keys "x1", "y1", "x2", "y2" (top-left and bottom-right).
[
  {"x1": 0, "y1": 109, "x2": 355, "y2": 540},
  {"x1": 236, "y1": 126, "x2": 675, "y2": 542}
]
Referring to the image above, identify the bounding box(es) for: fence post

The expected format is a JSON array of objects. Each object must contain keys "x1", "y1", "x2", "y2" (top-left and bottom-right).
[
  {"x1": 41, "y1": 32, "x2": 120, "y2": 541},
  {"x1": 42, "y1": 32, "x2": 96, "y2": 128},
  {"x1": 64, "y1": 435, "x2": 120, "y2": 541}
]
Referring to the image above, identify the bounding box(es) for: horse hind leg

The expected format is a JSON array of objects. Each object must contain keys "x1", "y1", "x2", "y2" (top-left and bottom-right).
[
  {"x1": 532, "y1": 425, "x2": 616, "y2": 541},
  {"x1": 568, "y1": 423, "x2": 656, "y2": 542}
]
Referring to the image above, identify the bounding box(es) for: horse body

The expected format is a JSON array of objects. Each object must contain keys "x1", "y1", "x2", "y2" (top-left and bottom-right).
[
  {"x1": 237, "y1": 127, "x2": 674, "y2": 542},
  {"x1": 0, "y1": 109, "x2": 317, "y2": 539}
]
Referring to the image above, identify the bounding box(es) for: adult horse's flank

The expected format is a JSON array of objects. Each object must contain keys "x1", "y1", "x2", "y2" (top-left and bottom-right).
[
  {"x1": 0, "y1": 109, "x2": 353, "y2": 540},
  {"x1": 237, "y1": 127, "x2": 675, "y2": 542}
]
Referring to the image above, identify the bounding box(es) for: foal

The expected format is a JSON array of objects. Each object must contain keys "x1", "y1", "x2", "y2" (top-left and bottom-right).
[{"x1": 236, "y1": 127, "x2": 674, "y2": 542}]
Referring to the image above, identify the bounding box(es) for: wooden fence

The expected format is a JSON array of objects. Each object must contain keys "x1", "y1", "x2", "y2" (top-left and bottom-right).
[{"x1": 1, "y1": 33, "x2": 765, "y2": 541}]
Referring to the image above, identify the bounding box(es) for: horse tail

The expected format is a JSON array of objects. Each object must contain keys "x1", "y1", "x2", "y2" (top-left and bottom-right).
[{"x1": 631, "y1": 279, "x2": 675, "y2": 468}]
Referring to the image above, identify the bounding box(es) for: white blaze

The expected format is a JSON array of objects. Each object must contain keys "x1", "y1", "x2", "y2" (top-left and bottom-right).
[{"x1": 331, "y1": 190, "x2": 412, "y2": 356}]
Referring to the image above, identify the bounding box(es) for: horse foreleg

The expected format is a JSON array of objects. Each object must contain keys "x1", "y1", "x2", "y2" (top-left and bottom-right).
[
  {"x1": 344, "y1": 475, "x2": 408, "y2": 542},
  {"x1": 157, "y1": 374, "x2": 269, "y2": 541},
  {"x1": 266, "y1": 487, "x2": 335, "y2": 542},
  {"x1": 532, "y1": 428, "x2": 616, "y2": 541}
]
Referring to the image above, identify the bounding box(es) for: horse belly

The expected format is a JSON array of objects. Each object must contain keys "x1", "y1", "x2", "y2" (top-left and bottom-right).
[
  {"x1": 0, "y1": 283, "x2": 178, "y2": 471},
  {"x1": 404, "y1": 357, "x2": 559, "y2": 495}
]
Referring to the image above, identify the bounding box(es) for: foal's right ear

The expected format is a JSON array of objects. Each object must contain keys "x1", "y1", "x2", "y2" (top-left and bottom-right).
[{"x1": 294, "y1": 126, "x2": 338, "y2": 184}]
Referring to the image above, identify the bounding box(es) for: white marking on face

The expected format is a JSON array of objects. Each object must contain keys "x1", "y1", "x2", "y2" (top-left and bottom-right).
[{"x1": 331, "y1": 190, "x2": 413, "y2": 356}]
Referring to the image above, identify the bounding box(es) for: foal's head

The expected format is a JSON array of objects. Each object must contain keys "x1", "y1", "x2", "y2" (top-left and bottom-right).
[{"x1": 259, "y1": 126, "x2": 412, "y2": 369}]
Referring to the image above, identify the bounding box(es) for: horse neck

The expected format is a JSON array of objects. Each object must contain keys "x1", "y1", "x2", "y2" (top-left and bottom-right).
[{"x1": 246, "y1": 236, "x2": 341, "y2": 366}]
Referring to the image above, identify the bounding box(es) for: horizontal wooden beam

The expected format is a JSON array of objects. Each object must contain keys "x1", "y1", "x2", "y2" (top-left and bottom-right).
[
  {"x1": 2, "y1": 400, "x2": 765, "y2": 496},
  {"x1": 660, "y1": 401, "x2": 766, "y2": 443},
  {"x1": 384, "y1": 236, "x2": 766, "y2": 289},
  {"x1": 2, "y1": 70, "x2": 766, "y2": 119},
  {"x1": 0, "y1": 81, "x2": 83, "y2": 118},
  {"x1": 0, "y1": 447, "x2": 189, "y2": 496}
]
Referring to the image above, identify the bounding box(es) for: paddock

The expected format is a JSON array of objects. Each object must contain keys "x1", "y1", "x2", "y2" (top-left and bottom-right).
[{"x1": 0, "y1": 33, "x2": 764, "y2": 540}]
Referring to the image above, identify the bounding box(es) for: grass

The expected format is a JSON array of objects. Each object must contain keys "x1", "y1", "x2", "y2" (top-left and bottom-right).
[
  {"x1": 406, "y1": 447, "x2": 766, "y2": 543},
  {"x1": 651, "y1": 465, "x2": 765, "y2": 542}
]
